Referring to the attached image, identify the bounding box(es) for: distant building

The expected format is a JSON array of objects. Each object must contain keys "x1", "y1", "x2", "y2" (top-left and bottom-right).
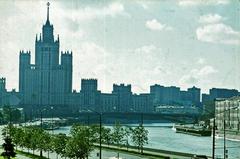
[
  {"x1": 80, "y1": 79, "x2": 101, "y2": 111},
  {"x1": 202, "y1": 88, "x2": 239, "y2": 115},
  {"x1": 150, "y1": 84, "x2": 200, "y2": 108},
  {"x1": 112, "y1": 84, "x2": 133, "y2": 112},
  {"x1": 100, "y1": 93, "x2": 118, "y2": 112},
  {"x1": 215, "y1": 97, "x2": 240, "y2": 140},
  {"x1": 0, "y1": 78, "x2": 20, "y2": 106},
  {"x1": 19, "y1": 4, "x2": 72, "y2": 107},
  {"x1": 2, "y1": 3, "x2": 240, "y2": 116},
  {"x1": 150, "y1": 84, "x2": 181, "y2": 105},
  {"x1": 187, "y1": 86, "x2": 201, "y2": 106},
  {"x1": 132, "y1": 93, "x2": 153, "y2": 113},
  {"x1": 0, "y1": 78, "x2": 7, "y2": 105}
]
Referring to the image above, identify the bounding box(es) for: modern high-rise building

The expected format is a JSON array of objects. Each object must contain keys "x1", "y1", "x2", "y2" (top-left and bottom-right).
[{"x1": 19, "y1": 3, "x2": 72, "y2": 107}]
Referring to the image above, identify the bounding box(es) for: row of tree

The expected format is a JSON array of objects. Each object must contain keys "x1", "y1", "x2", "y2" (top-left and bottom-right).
[
  {"x1": 3, "y1": 123, "x2": 148, "y2": 159},
  {"x1": 0, "y1": 106, "x2": 22, "y2": 124}
]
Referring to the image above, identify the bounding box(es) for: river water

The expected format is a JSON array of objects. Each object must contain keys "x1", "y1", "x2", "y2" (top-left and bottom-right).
[{"x1": 53, "y1": 123, "x2": 240, "y2": 159}]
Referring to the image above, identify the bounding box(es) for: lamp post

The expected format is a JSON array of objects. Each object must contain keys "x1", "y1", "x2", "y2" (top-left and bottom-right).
[
  {"x1": 212, "y1": 117, "x2": 215, "y2": 159},
  {"x1": 51, "y1": 106, "x2": 54, "y2": 135},
  {"x1": 140, "y1": 112, "x2": 144, "y2": 155},
  {"x1": 39, "y1": 108, "x2": 46, "y2": 157},
  {"x1": 87, "y1": 109, "x2": 102, "y2": 159}
]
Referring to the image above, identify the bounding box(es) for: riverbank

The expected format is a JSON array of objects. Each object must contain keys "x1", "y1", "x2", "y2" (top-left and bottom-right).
[{"x1": 94, "y1": 143, "x2": 207, "y2": 159}]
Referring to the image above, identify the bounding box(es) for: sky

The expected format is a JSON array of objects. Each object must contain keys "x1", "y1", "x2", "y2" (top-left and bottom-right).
[{"x1": 0, "y1": 0, "x2": 239, "y2": 94}]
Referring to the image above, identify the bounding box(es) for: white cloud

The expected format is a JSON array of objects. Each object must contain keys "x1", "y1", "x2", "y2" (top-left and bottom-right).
[
  {"x1": 197, "y1": 58, "x2": 205, "y2": 64},
  {"x1": 196, "y1": 23, "x2": 240, "y2": 45},
  {"x1": 178, "y1": 0, "x2": 229, "y2": 7},
  {"x1": 199, "y1": 14, "x2": 223, "y2": 24},
  {"x1": 198, "y1": 65, "x2": 218, "y2": 76},
  {"x1": 145, "y1": 19, "x2": 172, "y2": 31},
  {"x1": 179, "y1": 65, "x2": 218, "y2": 86},
  {"x1": 68, "y1": 2, "x2": 127, "y2": 22}
]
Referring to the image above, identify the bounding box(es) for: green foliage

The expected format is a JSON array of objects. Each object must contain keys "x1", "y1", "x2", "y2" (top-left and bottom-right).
[
  {"x1": 131, "y1": 124, "x2": 148, "y2": 153},
  {"x1": 1, "y1": 136, "x2": 16, "y2": 159},
  {"x1": 101, "y1": 127, "x2": 112, "y2": 145},
  {"x1": 10, "y1": 126, "x2": 24, "y2": 149},
  {"x1": 65, "y1": 125, "x2": 93, "y2": 159},
  {"x1": 52, "y1": 133, "x2": 68, "y2": 158},
  {"x1": 1, "y1": 106, "x2": 22, "y2": 124},
  {"x1": 2, "y1": 122, "x2": 149, "y2": 158},
  {"x1": 112, "y1": 122, "x2": 125, "y2": 146},
  {"x1": 124, "y1": 126, "x2": 132, "y2": 148}
]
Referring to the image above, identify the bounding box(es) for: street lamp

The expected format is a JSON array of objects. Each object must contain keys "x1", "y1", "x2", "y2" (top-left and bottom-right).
[
  {"x1": 51, "y1": 106, "x2": 54, "y2": 135},
  {"x1": 39, "y1": 108, "x2": 46, "y2": 157},
  {"x1": 87, "y1": 109, "x2": 102, "y2": 159}
]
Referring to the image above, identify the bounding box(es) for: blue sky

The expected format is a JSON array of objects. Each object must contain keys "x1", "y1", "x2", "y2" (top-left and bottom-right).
[{"x1": 0, "y1": 0, "x2": 239, "y2": 94}]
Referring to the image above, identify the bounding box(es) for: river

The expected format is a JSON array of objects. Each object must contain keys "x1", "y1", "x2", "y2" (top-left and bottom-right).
[{"x1": 53, "y1": 123, "x2": 240, "y2": 159}]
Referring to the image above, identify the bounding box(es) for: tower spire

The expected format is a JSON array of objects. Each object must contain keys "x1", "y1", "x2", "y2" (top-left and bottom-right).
[{"x1": 46, "y1": 2, "x2": 50, "y2": 24}]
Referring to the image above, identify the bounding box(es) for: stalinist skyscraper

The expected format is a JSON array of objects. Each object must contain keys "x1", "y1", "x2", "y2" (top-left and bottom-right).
[{"x1": 19, "y1": 2, "x2": 72, "y2": 107}]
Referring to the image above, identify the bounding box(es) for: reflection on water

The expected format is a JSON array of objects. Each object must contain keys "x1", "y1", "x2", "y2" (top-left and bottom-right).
[{"x1": 54, "y1": 123, "x2": 240, "y2": 159}]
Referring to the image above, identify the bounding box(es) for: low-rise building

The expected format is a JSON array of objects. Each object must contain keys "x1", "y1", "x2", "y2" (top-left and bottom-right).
[{"x1": 215, "y1": 97, "x2": 240, "y2": 140}]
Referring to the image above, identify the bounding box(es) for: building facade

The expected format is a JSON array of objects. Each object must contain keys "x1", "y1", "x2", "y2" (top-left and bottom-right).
[
  {"x1": 19, "y1": 4, "x2": 72, "y2": 107},
  {"x1": 112, "y1": 84, "x2": 133, "y2": 112},
  {"x1": 215, "y1": 97, "x2": 240, "y2": 139}
]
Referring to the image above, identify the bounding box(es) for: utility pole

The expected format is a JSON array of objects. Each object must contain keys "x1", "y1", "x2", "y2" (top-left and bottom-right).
[
  {"x1": 51, "y1": 106, "x2": 53, "y2": 135},
  {"x1": 141, "y1": 112, "x2": 143, "y2": 154},
  {"x1": 40, "y1": 110, "x2": 43, "y2": 157},
  {"x1": 99, "y1": 114, "x2": 102, "y2": 159},
  {"x1": 224, "y1": 109, "x2": 226, "y2": 159},
  {"x1": 212, "y1": 118, "x2": 215, "y2": 159}
]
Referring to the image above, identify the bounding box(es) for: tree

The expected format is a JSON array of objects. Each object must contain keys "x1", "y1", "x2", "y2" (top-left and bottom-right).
[
  {"x1": 131, "y1": 124, "x2": 148, "y2": 154},
  {"x1": 89, "y1": 124, "x2": 100, "y2": 143},
  {"x1": 2, "y1": 106, "x2": 21, "y2": 124},
  {"x1": 65, "y1": 125, "x2": 93, "y2": 159},
  {"x1": 52, "y1": 133, "x2": 68, "y2": 159},
  {"x1": 11, "y1": 127, "x2": 24, "y2": 150},
  {"x1": 1, "y1": 136, "x2": 16, "y2": 159},
  {"x1": 101, "y1": 127, "x2": 112, "y2": 146},
  {"x1": 41, "y1": 132, "x2": 53, "y2": 159},
  {"x1": 124, "y1": 126, "x2": 132, "y2": 150},
  {"x1": 34, "y1": 129, "x2": 52, "y2": 158},
  {"x1": 21, "y1": 128, "x2": 30, "y2": 153},
  {"x1": 112, "y1": 122, "x2": 125, "y2": 147}
]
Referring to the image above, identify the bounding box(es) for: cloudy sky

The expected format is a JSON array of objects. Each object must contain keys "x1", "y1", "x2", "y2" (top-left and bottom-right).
[{"x1": 0, "y1": 0, "x2": 239, "y2": 94}]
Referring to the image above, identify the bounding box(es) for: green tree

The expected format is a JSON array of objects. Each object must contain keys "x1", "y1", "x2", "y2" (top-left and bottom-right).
[
  {"x1": 65, "y1": 125, "x2": 93, "y2": 159},
  {"x1": 131, "y1": 124, "x2": 148, "y2": 154},
  {"x1": 11, "y1": 127, "x2": 24, "y2": 150},
  {"x1": 52, "y1": 133, "x2": 68, "y2": 159},
  {"x1": 112, "y1": 122, "x2": 125, "y2": 147},
  {"x1": 1, "y1": 136, "x2": 16, "y2": 159},
  {"x1": 124, "y1": 126, "x2": 132, "y2": 150},
  {"x1": 21, "y1": 128, "x2": 32, "y2": 153},
  {"x1": 34, "y1": 128, "x2": 51, "y2": 158},
  {"x1": 2, "y1": 106, "x2": 21, "y2": 124},
  {"x1": 101, "y1": 127, "x2": 112, "y2": 146},
  {"x1": 89, "y1": 124, "x2": 100, "y2": 143}
]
